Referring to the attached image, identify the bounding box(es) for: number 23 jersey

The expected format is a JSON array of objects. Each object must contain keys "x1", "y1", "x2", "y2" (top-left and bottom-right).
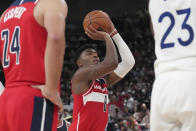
[{"x1": 149, "y1": 0, "x2": 196, "y2": 76}]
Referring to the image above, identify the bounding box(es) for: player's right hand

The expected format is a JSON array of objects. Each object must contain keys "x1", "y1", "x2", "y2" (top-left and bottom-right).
[
  {"x1": 41, "y1": 87, "x2": 64, "y2": 113},
  {"x1": 85, "y1": 25, "x2": 110, "y2": 41},
  {"x1": 101, "y1": 11, "x2": 116, "y2": 34}
]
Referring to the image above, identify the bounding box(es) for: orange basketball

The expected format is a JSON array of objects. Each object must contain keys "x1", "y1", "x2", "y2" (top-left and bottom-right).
[{"x1": 83, "y1": 10, "x2": 114, "y2": 33}]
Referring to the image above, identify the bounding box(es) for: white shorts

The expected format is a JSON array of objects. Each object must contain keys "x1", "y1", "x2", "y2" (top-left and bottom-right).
[{"x1": 151, "y1": 71, "x2": 196, "y2": 131}]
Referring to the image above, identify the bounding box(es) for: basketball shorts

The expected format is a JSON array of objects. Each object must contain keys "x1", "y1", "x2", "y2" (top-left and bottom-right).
[
  {"x1": 57, "y1": 120, "x2": 70, "y2": 131},
  {"x1": 0, "y1": 86, "x2": 58, "y2": 131},
  {"x1": 151, "y1": 71, "x2": 196, "y2": 131}
]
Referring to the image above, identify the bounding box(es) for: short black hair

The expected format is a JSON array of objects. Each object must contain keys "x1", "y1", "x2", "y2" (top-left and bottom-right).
[{"x1": 74, "y1": 44, "x2": 97, "y2": 67}]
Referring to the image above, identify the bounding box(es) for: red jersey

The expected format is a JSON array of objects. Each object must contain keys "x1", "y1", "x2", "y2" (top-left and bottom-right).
[
  {"x1": 0, "y1": 0, "x2": 47, "y2": 88},
  {"x1": 69, "y1": 78, "x2": 109, "y2": 131}
]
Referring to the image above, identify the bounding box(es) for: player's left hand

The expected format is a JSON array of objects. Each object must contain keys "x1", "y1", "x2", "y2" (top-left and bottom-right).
[
  {"x1": 41, "y1": 87, "x2": 64, "y2": 113},
  {"x1": 31, "y1": 85, "x2": 64, "y2": 113},
  {"x1": 101, "y1": 11, "x2": 116, "y2": 34}
]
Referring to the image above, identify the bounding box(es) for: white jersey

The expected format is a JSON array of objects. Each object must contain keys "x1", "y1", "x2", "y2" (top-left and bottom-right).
[
  {"x1": 0, "y1": 82, "x2": 4, "y2": 96},
  {"x1": 149, "y1": 0, "x2": 196, "y2": 77}
]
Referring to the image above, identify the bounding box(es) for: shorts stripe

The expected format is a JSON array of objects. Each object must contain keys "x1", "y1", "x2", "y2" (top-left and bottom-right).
[
  {"x1": 43, "y1": 99, "x2": 54, "y2": 131},
  {"x1": 30, "y1": 96, "x2": 44, "y2": 131},
  {"x1": 40, "y1": 99, "x2": 47, "y2": 131},
  {"x1": 30, "y1": 97, "x2": 54, "y2": 131}
]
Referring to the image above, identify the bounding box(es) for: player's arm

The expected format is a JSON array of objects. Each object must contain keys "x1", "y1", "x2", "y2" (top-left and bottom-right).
[
  {"x1": 100, "y1": 15, "x2": 135, "y2": 87},
  {"x1": 34, "y1": 0, "x2": 68, "y2": 112},
  {"x1": 74, "y1": 25, "x2": 118, "y2": 80},
  {"x1": 105, "y1": 30, "x2": 135, "y2": 87},
  {"x1": 72, "y1": 26, "x2": 118, "y2": 94}
]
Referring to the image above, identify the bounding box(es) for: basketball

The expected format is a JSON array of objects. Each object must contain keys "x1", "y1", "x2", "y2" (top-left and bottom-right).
[{"x1": 83, "y1": 10, "x2": 114, "y2": 33}]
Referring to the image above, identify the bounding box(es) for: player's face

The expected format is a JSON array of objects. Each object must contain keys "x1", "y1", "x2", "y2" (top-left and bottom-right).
[{"x1": 79, "y1": 48, "x2": 100, "y2": 66}]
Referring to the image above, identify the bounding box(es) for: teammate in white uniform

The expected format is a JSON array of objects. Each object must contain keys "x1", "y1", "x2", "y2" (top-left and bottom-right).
[{"x1": 149, "y1": 0, "x2": 196, "y2": 130}]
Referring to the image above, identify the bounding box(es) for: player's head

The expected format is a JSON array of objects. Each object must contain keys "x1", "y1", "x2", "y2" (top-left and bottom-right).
[{"x1": 75, "y1": 44, "x2": 99, "y2": 68}]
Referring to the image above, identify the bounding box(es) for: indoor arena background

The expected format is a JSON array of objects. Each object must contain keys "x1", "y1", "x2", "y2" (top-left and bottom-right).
[{"x1": 0, "y1": 0, "x2": 153, "y2": 130}]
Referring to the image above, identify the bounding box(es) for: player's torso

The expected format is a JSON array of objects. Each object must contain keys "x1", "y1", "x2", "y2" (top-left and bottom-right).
[
  {"x1": 0, "y1": 0, "x2": 47, "y2": 87},
  {"x1": 70, "y1": 78, "x2": 109, "y2": 131},
  {"x1": 149, "y1": 0, "x2": 196, "y2": 76}
]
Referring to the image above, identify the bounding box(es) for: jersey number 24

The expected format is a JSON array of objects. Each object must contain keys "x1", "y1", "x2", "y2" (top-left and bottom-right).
[
  {"x1": 159, "y1": 8, "x2": 194, "y2": 49},
  {"x1": 1, "y1": 26, "x2": 21, "y2": 68}
]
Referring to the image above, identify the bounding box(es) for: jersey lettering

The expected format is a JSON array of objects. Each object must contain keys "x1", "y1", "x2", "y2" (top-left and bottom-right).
[
  {"x1": 4, "y1": 7, "x2": 26, "y2": 23},
  {"x1": 159, "y1": 8, "x2": 194, "y2": 49},
  {"x1": 1, "y1": 26, "x2": 21, "y2": 67}
]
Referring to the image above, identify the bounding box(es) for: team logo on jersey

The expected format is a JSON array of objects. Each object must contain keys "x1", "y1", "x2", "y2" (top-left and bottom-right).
[{"x1": 94, "y1": 85, "x2": 107, "y2": 92}]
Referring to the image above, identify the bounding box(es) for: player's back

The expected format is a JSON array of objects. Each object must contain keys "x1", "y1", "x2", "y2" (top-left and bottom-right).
[
  {"x1": 0, "y1": 0, "x2": 47, "y2": 87},
  {"x1": 149, "y1": 0, "x2": 196, "y2": 76}
]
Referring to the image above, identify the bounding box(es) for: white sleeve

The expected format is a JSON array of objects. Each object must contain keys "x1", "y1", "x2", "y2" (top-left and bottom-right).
[
  {"x1": 112, "y1": 33, "x2": 135, "y2": 78},
  {"x1": 0, "y1": 81, "x2": 5, "y2": 96}
]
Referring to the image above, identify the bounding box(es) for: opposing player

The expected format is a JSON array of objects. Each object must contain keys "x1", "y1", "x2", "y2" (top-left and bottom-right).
[
  {"x1": 149, "y1": 0, "x2": 196, "y2": 130},
  {"x1": 0, "y1": 81, "x2": 4, "y2": 96},
  {"x1": 0, "y1": 0, "x2": 67, "y2": 130},
  {"x1": 69, "y1": 18, "x2": 135, "y2": 130}
]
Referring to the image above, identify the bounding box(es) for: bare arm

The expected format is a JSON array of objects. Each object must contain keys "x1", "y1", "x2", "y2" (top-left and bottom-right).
[
  {"x1": 104, "y1": 72, "x2": 121, "y2": 87},
  {"x1": 43, "y1": 1, "x2": 67, "y2": 92},
  {"x1": 34, "y1": 0, "x2": 68, "y2": 111},
  {"x1": 72, "y1": 26, "x2": 118, "y2": 94}
]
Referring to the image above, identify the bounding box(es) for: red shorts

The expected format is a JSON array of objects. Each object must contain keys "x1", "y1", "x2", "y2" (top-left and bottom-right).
[{"x1": 0, "y1": 86, "x2": 58, "y2": 131}]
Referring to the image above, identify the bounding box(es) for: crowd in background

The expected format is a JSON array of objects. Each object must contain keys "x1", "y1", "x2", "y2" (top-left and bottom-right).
[{"x1": 0, "y1": 9, "x2": 155, "y2": 131}]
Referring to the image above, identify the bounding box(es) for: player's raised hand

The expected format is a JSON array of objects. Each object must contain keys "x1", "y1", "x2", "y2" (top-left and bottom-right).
[
  {"x1": 102, "y1": 11, "x2": 116, "y2": 34},
  {"x1": 41, "y1": 87, "x2": 64, "y2": 113},
  {"x1": 85, "y1": 25, "x2": 110, "y2": 41},
  {"x1": 83, "y1": 10, "x2": 116, "y2": 35}
]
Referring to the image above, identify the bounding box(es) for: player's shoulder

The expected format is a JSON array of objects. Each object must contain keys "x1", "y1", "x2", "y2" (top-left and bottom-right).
[
  {"x1": 40, "y1": 0, "x2": 67, "y2": 10},
  {"x1": 38, "y1": 0, "x2": 68, "y2": 19},
  {"x1": 71, "y1": 67, "x2": 87, "y2": 80},
  {"x1": 71, "y1": 66, "x2": 95, "y2": 85},
  {"x1": 74, "y1": 65, "x2": 96, "y2": 76}
]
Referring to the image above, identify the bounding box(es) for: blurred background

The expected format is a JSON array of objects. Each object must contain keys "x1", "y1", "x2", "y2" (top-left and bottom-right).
[{"x1": 0, "y1": 0, "x2": 154, "y2": 130}]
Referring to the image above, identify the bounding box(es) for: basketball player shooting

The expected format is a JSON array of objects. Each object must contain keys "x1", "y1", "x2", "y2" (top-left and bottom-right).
[
  {"x1": 149, "y1": 0, "x2": 196, "y2": 130},
  {"x1": 69, "y1": 10, "x2": 135, "y2": 131}
]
